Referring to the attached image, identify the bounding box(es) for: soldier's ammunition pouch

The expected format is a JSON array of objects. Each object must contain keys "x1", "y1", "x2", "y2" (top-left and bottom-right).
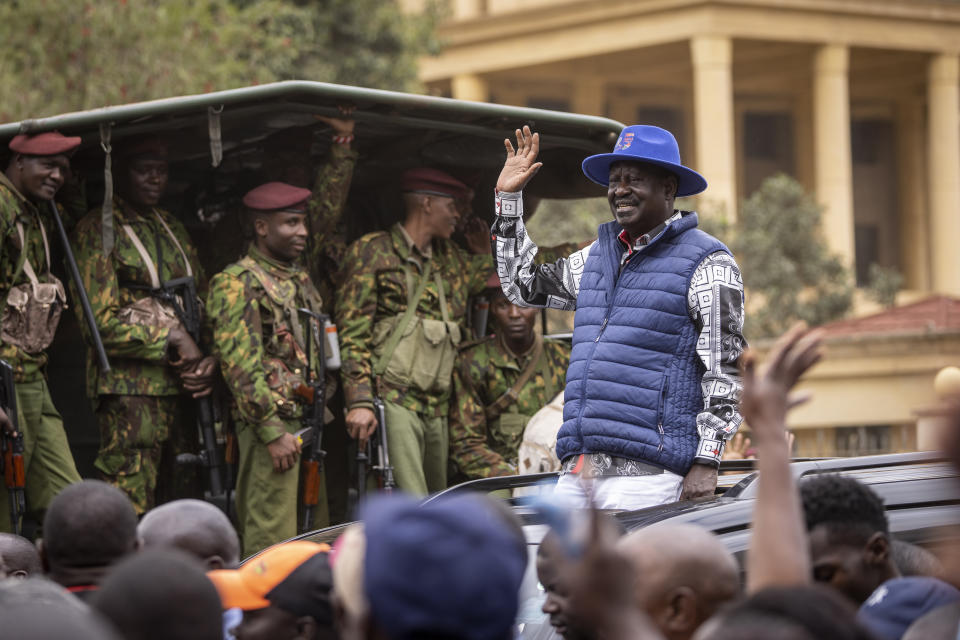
[
  {"x1": 1, "y1": 279, "x2": 66, "y2": 354},
  {"x1": 372, "y1": 262, "x2": 461, "y2": 394},
  {"x1": 373, "y1": 315, "x2": 461, "y2": 394},
  {"x1": 264, "y1": 357, "x2": 305, "y2": 420},
  {"x1": 1, "y1": 221, "x2": 66, "y2": 354},
  {"x1": 117, "y1": 296, "x2": 182, "y2": 330},
  {"x1": 116, "y1": 216, "x2": 194, "y2": 331}
]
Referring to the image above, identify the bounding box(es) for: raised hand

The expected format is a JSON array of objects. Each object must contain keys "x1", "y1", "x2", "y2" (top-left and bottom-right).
[
  {"x1": 314, "y1": 104, "x2": 356, "y2": 137},
  {"x1": 495, "y1": 125, "x2": 543, "y2": 193},
  {"x1": 740, "y1": 323, "x2": 823, "y2": 444}
]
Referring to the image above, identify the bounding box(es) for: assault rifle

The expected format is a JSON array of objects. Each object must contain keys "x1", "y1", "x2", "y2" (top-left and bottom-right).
[
  {"x1": 296, "y1": 308, "x2": 327, "y2": 533},
  {"x1": 158, "y1": 276, "x2": 225, "y2": 507},
  {"x1": 47, "y1": 201, "x2": 110, "y2": 372},
  {"x1": 371, "y1": 397, "x2": 396, "y2": 493},
  {"x1": 0, "y1": 360, "x2": 25, "y2": 535}
]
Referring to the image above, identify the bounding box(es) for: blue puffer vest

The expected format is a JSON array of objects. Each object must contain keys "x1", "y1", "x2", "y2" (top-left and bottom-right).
[{"x1": 557, "y1": 212, "x2": 730, "y2": 476}]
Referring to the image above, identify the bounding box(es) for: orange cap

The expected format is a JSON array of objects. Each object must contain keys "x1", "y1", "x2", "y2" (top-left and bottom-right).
[{"x1": 207, "y1": 541, "x2": 329, "y2": 611}]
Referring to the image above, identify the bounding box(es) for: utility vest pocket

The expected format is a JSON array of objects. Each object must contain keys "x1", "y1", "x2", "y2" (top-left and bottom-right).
[
  {"x1": 1, "y1": 279, "x2": 66, "y2": 354},
  {"x1": 374, "y1": 315, "x2": 461, "y2": 394},
  {"x1": 492, "y1": 411, "x2": 529, "y2": 462}
]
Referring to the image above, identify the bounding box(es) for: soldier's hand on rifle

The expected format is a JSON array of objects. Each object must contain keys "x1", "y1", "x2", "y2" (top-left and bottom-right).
[
  {"x1": 345, "y1": 407, "x2": 378, "y2": 447},
  {"x1": 179, "y1": 356, "x2": 218, "y2": 398},
  {"x1": 0, "y1": 406, "x2": 14, "y2": 437},
  {"x1": 167, "y1": 327, "x2": 204, "y2": 371},
  {"x1": 496, "y1": 125, "x2": 542, "y2": 194},
  {"x1": 266, "y1": 432, "x2": 302, "y2": 473}
]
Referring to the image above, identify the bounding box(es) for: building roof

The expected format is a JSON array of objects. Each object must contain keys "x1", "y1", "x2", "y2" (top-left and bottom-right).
[{"x1": 820, "y1": 296, "x2": 960, "y2": 338}]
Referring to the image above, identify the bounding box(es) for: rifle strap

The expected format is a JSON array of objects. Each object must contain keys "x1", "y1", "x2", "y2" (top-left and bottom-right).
[
  {"x1": 373, "y1": 260, "x2": 432, "y2": 377},
  {"x1": 100, "y1": 123, "x2": 115, "y2": 255},
  {"x1": 484, "y1": 334, "x2": 545, "y2": 422},
  {"x1": 121, "y1": 210, "x2": 193, "y2": 290}
]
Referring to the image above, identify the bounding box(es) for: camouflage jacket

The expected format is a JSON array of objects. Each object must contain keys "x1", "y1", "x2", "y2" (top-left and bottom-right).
[
  {"x1": 71, "y1": 196, "x2": 207, "y2": 398},
  {"x1": 336, "y1": 223, "x2": 494, "y2": 416},
  {"x1": 0, "y1": 174, "x2": 69, "y2": 382},
  {"x1": 207, "y1": 245, "x2": 323, "y2": 444},
  {"x1": 449, "y1": 334, "x2": 569, "y2": 479},
  {"x1": 305, "y1": 143, "x2": 357, "y2": 315}
]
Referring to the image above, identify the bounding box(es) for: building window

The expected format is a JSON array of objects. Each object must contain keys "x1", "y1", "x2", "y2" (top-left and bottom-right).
[
  {"x1": 835, "y1": 425, "x2": 891, "y2": 457},
  {"x1": 741, "y1": 111, "x2": 795, "y2": 197}
]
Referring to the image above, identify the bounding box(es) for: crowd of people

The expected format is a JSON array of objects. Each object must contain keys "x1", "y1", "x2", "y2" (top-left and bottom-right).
[
  {"x1": 1, "y1": 108, "x2": 958, "y2": 639},
  {"x1": 0, "y1": 324, "x2": 958, "y2": 640}
]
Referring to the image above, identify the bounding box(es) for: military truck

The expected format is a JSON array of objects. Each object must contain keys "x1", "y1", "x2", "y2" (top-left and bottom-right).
[{"x1": 0, "y1": 80, "x2": 623, "y2": 520}]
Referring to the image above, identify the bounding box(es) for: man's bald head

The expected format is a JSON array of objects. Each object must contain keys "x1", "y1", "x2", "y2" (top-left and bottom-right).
[
  {"x1": 42, "y1": 480, "x2": 139, "y2": 573},
  {"x1": 0, "y1": 533, "x2": 41, "y2": 578},
  {"x1": 138, "y1": 499, "x2": 239, "y2": 570},
  {"x1": 617, "y1": 524, "x2": 739, "y2": 640}
]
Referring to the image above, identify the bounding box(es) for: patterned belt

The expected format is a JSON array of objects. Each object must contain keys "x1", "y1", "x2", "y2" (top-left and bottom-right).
[{"x1": 560, "y1": 453, "x2": 666, "y2": 477}]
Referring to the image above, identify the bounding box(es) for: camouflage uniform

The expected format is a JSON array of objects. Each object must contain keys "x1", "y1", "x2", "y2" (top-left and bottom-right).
[
  {"x1": 336, "y1": 224, "x2": 493, "y2": 494},
  {"x1": 207, "y1": 245, "x2": 325, "y2": 556},
  {"x1": 305, "y1": 143, "x2": 357, "y2": 315},
  {"x1": 449, "y1": 334, "x2": 569, "y2": 480},
  {"x1": 0, "y1": 174, "x2": 81, "y2": 533},
  {"x1": 70, "y1": 196, "x2": 206, "y2": 513}
]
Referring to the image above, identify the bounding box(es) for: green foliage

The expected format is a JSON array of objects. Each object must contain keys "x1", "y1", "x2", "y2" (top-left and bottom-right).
[
  {"x1": 866, "y1": 263, "x2": 904, "y2": 308},
  {"x1": 0, "y1": 0, "x2": 443, "y2": 123},
  {"x1": 724, "y1": 174, "x2": 853, "y2": 339}
]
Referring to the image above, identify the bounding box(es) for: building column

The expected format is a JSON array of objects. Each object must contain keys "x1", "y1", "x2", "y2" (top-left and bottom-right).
[
  {"x1": 813, "y1": 44, "x2": 855, "y2": 270},
  {"x1": 927, "y1": 53, "x2": 960, "y2": 296},
  {"x1": 451, "y1": 73, "x2": 489, "y2": 102},
  {"x1": 690, "y1": 36, "x2": 737, "y2": 220},
  {"x1": 572, "y1": 77, "x2": 606, "y2": 117},
  {"x1": 896, "y1": 96, "x2": 930, "y2": 291}
]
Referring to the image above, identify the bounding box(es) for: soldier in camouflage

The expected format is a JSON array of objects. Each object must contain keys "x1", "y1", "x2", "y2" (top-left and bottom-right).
[
  {"x1": 336, "y1": 168, "x2": 493, "y2": 495},
  {"x1": 71, "y1": 137, "x2": 215, "y2": 514},
  {"x1": 449, "y1": 276, "x2": 569, "y2": 481},
  {"x1": 207, "y1": 180, "x2": 331, "y2": 557},
  {"x1": 0, "y1": 132, "x2": 83, "y2": 533}
]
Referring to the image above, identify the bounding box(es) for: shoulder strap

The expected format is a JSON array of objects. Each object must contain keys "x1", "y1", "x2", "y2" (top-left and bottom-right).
[
  {"x1": 122, "y1": 224, "x2": 161, "y2": 289},
  {"x1": 484, "y1": 335, "x2": 544, "y2": 422},
  {"x1": 14, "y1": 222, "x2": 41, "y2": 288},
  {"x1": 152, "y1": 210, "x2": 193, "y2": 278},
  {"x1": 373, "y1": 261, "x2": 432, "y2": 377}
]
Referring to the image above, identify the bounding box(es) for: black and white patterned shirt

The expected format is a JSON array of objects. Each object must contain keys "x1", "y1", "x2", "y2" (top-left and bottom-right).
[{"x1": 493, "y1": 191, "x2": 746, "y2": 470}]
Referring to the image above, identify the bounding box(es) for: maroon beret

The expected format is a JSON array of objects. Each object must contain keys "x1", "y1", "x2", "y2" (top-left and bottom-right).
[
  {"x1": 400, "y1": 168, "x2": 471, "y2": 200},
  {"x1": 9, "y1": 131, "x2": 81, "y2": 156},
  {"x1": 242, "y1": 181, "x2": 312, "y2": 212}
]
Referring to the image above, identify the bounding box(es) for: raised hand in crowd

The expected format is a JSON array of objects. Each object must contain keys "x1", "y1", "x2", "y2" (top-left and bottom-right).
[
  {"x1": 741, "y1": 323, "x2": 823, "y2": 593},
  {"x1": 496, "y1": 125, "x2": 543, "y2": 193},
  {"x1": 721, "y1": 432, "x2": 752, "y2": 461}
]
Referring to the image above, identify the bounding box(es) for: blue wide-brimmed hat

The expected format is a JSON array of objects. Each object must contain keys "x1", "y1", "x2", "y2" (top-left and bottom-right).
[{"x1": 582, "y1": 125, "x2": 707, "y2": 197}]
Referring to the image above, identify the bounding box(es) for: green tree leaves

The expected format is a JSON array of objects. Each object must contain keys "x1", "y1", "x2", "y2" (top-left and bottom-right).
[{"x1": 0, "y1": 0, "x2": 443, "y2": 123}]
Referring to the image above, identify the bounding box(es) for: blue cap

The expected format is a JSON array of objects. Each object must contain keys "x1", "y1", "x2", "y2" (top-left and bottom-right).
[
  {"x1": 581, "y1": 125, "x2": 707, "y2": 197},
  {"x1": 362, "y1": 493, "x2": 528, "y2": 640},
  {"x1": 857, "y1": 576, "x2": 960, "y2": 640}
]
